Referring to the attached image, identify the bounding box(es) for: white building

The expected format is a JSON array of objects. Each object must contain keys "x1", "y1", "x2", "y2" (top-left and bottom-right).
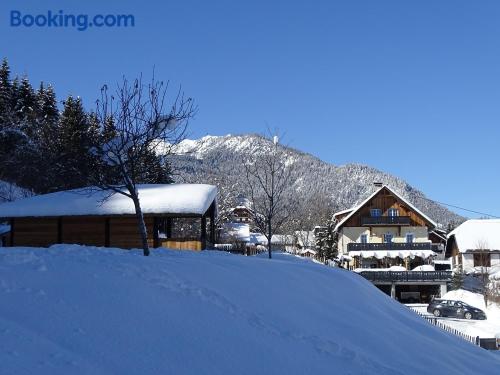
[{"x1": 445, "y1": 219, "x2": 500, "y2": 272}]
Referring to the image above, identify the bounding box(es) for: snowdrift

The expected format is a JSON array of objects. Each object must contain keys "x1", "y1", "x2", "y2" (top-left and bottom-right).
[{"x1": 1, "y1": 246, "x2": 499, "y2": 375}]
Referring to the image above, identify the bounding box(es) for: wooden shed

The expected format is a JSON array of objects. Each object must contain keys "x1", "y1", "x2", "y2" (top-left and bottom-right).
[{"x1": 0, "y1": 184, "x2": 217, "y2": 251}]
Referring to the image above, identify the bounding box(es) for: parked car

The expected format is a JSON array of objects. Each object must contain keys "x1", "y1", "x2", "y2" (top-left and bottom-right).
[{"x1": 427, "y1": 299, "x2": 486, "y2": 320}]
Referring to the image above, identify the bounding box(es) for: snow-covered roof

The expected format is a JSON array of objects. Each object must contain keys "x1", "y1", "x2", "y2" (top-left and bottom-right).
[
  {"x1": 447, "y1": 219, "x2": 500, "y2": 252},
  {"x1": 249, "y1": 232, "x2": 267, "y2": 245},
  {"x1": 334, "y1": 185, "x2": 437, "y2": 231},
  {"x1": 299, "y1": 248, "x2": 317, "y2": 255},
  {"x1": 333, "y1": 208, "x2": 353, "y2": 217},
  {"x1": 221, "y1": 222, "x2": 251, "y2": 243},
  {"x1": 0, "y1": 184, "x2": 217, "y2": 218}
]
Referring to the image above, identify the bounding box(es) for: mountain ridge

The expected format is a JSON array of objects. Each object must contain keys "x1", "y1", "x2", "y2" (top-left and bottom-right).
[{"x1": 172, "y1": 134, "x2": 464, "y2": 229}]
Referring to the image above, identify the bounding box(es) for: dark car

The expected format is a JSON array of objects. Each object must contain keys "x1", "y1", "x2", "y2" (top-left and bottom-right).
[{"x1": 427, "y1": 299, "x2": 487, "y2": 320}]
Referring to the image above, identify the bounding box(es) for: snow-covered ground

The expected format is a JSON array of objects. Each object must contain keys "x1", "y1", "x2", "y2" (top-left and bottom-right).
[
  {"x1": 1, "y1": 246, "x2": 499, "y2": 375},
  {"x1": 409, "y1": 289, "x2": 500, "y2": 338}
]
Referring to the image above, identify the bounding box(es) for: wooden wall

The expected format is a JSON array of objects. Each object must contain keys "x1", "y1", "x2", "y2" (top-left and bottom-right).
[
  {"x1": 109, "y1": 217, "x2": 154, "y2": 249},
  {"x1": 10, "y1": 215, "x2": 205, "y2": 250},
  {"x1": 343, "y1": 188, "x2": 429, "y2": 227},
  {"x1": 159, "y1": 239, "x2": 202, "y2": 251},
  {"x1": 62, "y1": 217, "x2": 106, "y2": 246},
  {"x1": 12, "y1": 218, "x2": 58, "y2": 247}
]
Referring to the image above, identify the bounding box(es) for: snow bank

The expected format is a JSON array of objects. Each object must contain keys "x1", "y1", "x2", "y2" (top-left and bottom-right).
[
  {"x1": 0, "y1": 184, "x2": 217, "y2": 217},
  {"x1": 0, "y1": 246, "x2": 499, "y2": 375}
]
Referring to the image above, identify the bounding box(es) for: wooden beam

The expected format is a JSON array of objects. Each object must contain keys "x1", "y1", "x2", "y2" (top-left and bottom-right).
[
  {"x1": 209, "y1": 201, "x2": 216, "y2": 244},
  {"x1": 57, "y1": 217, "x2": 63, "y2": 244},
  {"x1": 153, "y1": 217, "x2": 159, "y2": 248},
  {"x1": 201, "y1": 215, "x2": 207, "y2": 250},
  {"x1": 10, "y1": 218, "x2": 14, "y2": 247},
  {"x1": 105, "y1": 218, "x2": 110, "y2": 247},
  {"x1": 166, "y1": 217, "x2": 172, "y2": 238}
]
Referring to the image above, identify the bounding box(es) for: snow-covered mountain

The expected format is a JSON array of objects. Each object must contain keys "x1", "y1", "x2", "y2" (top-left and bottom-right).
[{"x1": 173, "y1": 134, "x2": 464, "y2": 228}]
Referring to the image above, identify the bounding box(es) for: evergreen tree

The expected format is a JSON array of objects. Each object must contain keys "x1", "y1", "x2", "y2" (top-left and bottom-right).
[
  {"x1": 37, "y1": 83, "x2": 59, "y2": 148},
  {"x1": 0, "y1": 58, "x2": 12, "y2": 127},
  {"x1": 315, "y1": 217, "x2": 338, "y2": 263},
  {"x1": 52, "y1": 96, "x2": 96, "y2": 190},
  {"x1": 31, "y1": 83, "x2": 61, "y2": 192},
  {"x1": 451, "y1": 269, "x2": 465, "y2": 291},
  {"x1": 14, "y1": 77, "x2": 39, "y2": 139}
]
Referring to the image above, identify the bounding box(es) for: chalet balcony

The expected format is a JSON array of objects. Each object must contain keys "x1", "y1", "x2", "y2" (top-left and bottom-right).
[
  {"x1": 347, "y1": 242, "x2": 432, "y2": 251},
  {"x1": 361, "y1": 216, "x2": 410, "y2": 226},
  {"x1": 357, "y1": 270, "x2": 452, "y2": 283}
]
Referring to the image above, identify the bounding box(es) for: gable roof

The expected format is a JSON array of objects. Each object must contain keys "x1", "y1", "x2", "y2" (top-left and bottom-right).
[
  {"x1": 334, "y1": 185, "x2": 437, "y2": 231},
  {"x1": 0, "y1": 184, "x2": 217, "y2": 218},
  {"x1": 447, "y1": 219, "x2": 500, "y2": 252}
]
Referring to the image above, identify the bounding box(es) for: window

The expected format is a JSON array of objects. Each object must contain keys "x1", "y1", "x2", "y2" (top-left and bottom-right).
[
  {"x1": 370, "y1": 209, "x2": 382, "y2": 217},
  {"x1": 388, "y1": 208, "x2": 399, "y2": 217},
  {"x1": 406, "y1": 233, "x2": 414, "y2": 243},
  {"x1": 383, "y1": 233, "x2": 393, "y2": 243},
  {"x1": 473, "y1": 253, "x2": 491, "y2": 267},
  {"x1": 360, "y1": 234, "x2": 368, "y2": 244}
]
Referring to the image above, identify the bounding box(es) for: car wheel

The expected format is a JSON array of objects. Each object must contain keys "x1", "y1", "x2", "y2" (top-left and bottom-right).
[
  {"x1": 433, "y1": 309, "x2": 441, "y2": 317},
  {"x1": 464, "y1": 312, "x2": 472, "y2": 320}
]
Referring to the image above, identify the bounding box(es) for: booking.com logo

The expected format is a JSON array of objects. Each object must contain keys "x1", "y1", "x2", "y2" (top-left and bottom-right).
[{"x1": 10, "y1": 10, "x2": 135, "y2": 31}]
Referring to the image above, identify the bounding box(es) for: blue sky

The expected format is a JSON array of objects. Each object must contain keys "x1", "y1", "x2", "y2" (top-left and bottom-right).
[{"x1": 2, "y1": 0, "x2": 499, "y2": 218}]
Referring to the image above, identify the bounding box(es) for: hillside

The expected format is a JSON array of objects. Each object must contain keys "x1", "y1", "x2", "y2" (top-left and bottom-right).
[
  {"x1": 1, "y1": 246, "x2": 498, "y2": 374},
  {"x1": 172, "y1": 134, "x2": 463, "y2": 228}
]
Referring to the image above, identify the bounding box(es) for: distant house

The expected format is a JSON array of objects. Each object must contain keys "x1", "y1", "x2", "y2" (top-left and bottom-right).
[
  {"x1": 334, "y1": 185, "x2": 450, "y2": 302},
  {"x1": 229, "y1": 195, "x2": 254, "y2": 224},
  {"x1": 219, "y1": 222, "x2": 257, "y2": 254},
  {"x1": 299, "y1": 248, "x2": 317, "y2": 258},
  {"x1": 445, "y1": 219, "x2": 500, "y2": 271},
  {"x1": 0, "y1": 184, "x2": 217, "y2": 251},
  {"x1": 270, "y1": 234, "x2": 295, "y2": 252},
  {"x1": 294, "y1": 230, "x2": 315, "y2": 251}
]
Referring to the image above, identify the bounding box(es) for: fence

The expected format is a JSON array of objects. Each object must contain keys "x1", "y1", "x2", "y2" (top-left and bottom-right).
[{"x1": 410, "y1": 308, "x2": 480, "y2": 347}]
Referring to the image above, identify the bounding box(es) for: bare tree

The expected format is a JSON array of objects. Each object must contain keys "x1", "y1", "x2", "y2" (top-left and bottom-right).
[
  {"x1": 243, "y1": 132, "x2": 295, "y2": 259},
  {"x1": 90, "y1": 75, "x2": 195, "y2": 256},
  {"x1": 286, "y1": 193, "x2": 334, "y2": 253},
  {"x1": 474, "y1": 239, "x2": 492, "y2": 306}
]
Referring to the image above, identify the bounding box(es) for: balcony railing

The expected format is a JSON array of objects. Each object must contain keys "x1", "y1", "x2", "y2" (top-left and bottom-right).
[
  {"x1": 347, "y1": 242, "x2": 432, "y2": 251},
  {"x1": 358, "y1": 271, "x2": 452, "y2": 283},
  {"x1": 361, "y1": 216, "x2": 411, "y2": 225}
]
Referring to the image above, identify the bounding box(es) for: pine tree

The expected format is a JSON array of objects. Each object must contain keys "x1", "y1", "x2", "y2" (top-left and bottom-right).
[
  {"x1": 37, "y1": 83, "x2": 59, "y2": 146},
  {"x1": 0, "y1": 58, "x2": 12, "y2": 127},
  {"x1": 315, "y1": 217, "x2": 339, "y2": 263},
  {"x1": 451, "y1": 269, "x2": 465, "y2": 290},
  {"x1": 53, "y1": 96, "x2": 95, "y2": 190},
  {"x1": 14, "y1": 77, "x2": 39, "y2": 139}
]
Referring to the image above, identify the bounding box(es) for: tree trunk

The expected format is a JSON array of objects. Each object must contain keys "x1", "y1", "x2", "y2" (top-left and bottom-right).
[
  {"x1": 132, "y1": 194, "x2": 150, "y2": 256},
  {"x1": 267, "y1": 220, "x2": 272, "y2": 259}
]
